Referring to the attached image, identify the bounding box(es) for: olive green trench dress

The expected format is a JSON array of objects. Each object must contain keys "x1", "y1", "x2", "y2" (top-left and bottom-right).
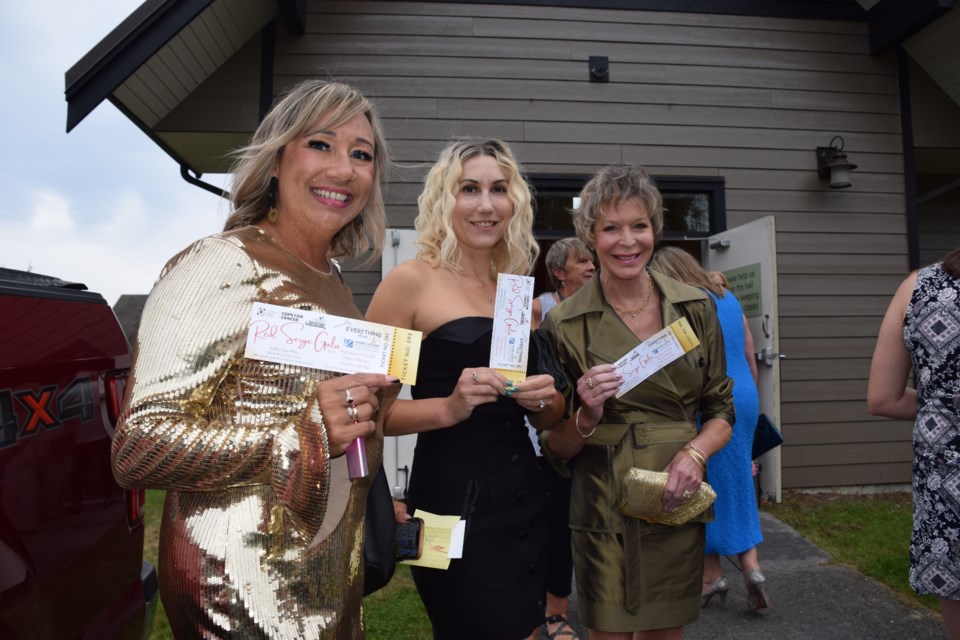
[{"x1": 541, "y1": 269, "x2": 734, "y2": 632}]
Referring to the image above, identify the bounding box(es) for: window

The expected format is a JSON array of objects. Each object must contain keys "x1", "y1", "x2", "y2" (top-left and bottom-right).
[
  {"x1": 529, "y1": 174, "x2": 725, "y2": 237},
  {"x1": 527, "y1": 174, "x2": 726, "y2": 289}
]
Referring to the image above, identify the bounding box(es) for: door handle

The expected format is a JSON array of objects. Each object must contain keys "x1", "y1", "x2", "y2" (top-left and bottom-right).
[{"x1": 756, "y1": 347, "x2": 786, "y2": 367}]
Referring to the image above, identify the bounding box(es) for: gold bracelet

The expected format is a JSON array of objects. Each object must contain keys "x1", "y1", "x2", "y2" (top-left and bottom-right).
[
  {"x1": 574, "y1": 407, "x2": 597, "y2": 438},
  {"x1": 682, "y1": 443, "x2": 707, "y2": 470}
]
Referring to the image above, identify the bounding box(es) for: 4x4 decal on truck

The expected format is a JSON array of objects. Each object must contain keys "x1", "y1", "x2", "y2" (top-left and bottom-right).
[{"x1": 0, "y1": 376, "x2": 96, "y2": 448}]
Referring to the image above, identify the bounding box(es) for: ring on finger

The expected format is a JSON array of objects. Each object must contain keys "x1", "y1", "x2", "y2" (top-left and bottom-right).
[
  {"x1": 538, "y1": 399, "x2": 546, "y2": 410},
  {"x1": 471, "y1": 371, "x2": 479, "y2": 383},
  {"x1": 346, "y1": 405, "x2": 360, "y2": 422},
  {"x1": 585, "y1": 377, "x2": 596, "y2": 389},
  {"x1": 682, "y1": 489, "x2": 694, "y2": 500},
  {"x1": 345, "y1": 388, "x2": 354, "y2": 406}
]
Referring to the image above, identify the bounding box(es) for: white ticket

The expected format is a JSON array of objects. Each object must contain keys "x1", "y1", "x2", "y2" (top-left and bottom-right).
[
  {"x1": 245, "y1": 302, "x2": 422, "y2": 385},
  {"x1": 614, "y1": 317, "x2": 701, "y2": 398},
  {"x1": 489, "y1": 273, "x2": 535, "y2": 386}
]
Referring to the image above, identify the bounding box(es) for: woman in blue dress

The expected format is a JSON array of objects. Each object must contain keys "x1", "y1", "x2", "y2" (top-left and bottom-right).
[{"x1": 650, "y1": 246, "x2": 767, "y2": 611}]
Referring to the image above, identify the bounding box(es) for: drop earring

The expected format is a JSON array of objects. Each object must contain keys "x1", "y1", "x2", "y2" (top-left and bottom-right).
[
  {"x1": 266, "y1": 177, "x2": 279, "y2": 223},
  {"x1": 352, "y1": 211, "x2": 365, "y2": 230}
]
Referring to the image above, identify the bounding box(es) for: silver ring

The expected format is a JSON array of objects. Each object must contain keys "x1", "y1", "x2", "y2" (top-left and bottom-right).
[
  {"x1": 471, "y1": 371, "x2": 479, "y2": 383},
  {"x1": 346, "y1": 405, "x2": 359, "y2": 422},
  {"x1": 682, "y1": 489, "x2": 694, "y2": 500},
  {"x1": 345, "y1": 388, "x2": 354, "y2": 406},
  {"x1": 585, "y1": 377, "x2": 596, "y2": 389},
  {"x1": 538, "y1": 399, "x2": 546, "y2": 410}
]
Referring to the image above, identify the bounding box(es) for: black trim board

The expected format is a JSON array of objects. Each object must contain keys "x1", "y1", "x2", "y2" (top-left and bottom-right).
[
  {"x1": 897, "y1": 49, "x2": 920, "y2": 270},
  {"x1": 357, "y1": 0, "x2": 866, "y2": 21},
  {"x1": 277, "y1": 0, "x2": 306, "y2": 34},
  {"x1": 867, "y1": 0, "x2": 955, "y2": 56},
  {"x1": 65, "y1": 0, "x2": 213, "y2": 132}
]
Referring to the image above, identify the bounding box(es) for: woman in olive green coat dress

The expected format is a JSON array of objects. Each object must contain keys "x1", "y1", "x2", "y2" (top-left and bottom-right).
[{"x1": 540, "y1": 165, "x2": 733, "y2": 640}]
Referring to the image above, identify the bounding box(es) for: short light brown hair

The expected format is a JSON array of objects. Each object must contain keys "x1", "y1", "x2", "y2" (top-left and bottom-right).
[
  {"x1": 544, "y1": 237, "x2": 592, "y2": 288},
  {"x1": 573, "y1": 165, "x2": 664, "y2": 250}
]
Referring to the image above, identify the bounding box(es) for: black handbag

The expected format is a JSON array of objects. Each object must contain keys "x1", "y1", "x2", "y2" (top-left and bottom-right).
[
  {"x1": 362, "y1": 464, "x2": 397, "y2": 596},
  {"x1": 752, "y1": 413, "x2": 784, "y2": 459}
]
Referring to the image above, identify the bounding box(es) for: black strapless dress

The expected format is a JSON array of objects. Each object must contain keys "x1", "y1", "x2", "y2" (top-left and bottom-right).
[{"x1": 408, "y1": 317, "x2": 549, "y2": 639}]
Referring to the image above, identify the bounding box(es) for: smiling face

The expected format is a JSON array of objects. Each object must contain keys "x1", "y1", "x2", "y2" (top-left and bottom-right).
[
  {"x1": 272, "y1": 112, "x2": 376, "y2": 245},
  {"x1": 450, "y1": 154, "x2": 514, "y2": 253},
  {"x1": 556, "y1": 249, "x2": 596, "y2": 294},
  {"x1": 593, "y1": 198, "x2": 656, "y2": 284}
]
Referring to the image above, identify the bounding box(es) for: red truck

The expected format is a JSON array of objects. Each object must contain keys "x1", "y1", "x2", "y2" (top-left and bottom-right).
[{"x1": 0, "y1": 267, "x2": 158, "y2": 639}]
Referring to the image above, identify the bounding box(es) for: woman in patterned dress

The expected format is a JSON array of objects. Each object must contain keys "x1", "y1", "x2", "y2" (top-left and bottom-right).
[{"x1": 869, "y1": 247, "x2": 960, "y2": 639}]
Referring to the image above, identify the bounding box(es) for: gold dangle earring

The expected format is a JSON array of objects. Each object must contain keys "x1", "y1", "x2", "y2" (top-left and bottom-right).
[{"x1": 266, "y1": 176, "x2": 279, "y2": 223}]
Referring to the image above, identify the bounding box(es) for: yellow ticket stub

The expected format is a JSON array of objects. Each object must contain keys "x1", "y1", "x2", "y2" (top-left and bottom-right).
[
  {"x1": 245, "y1": 302, "x2": 421, "y2": 384},
  {"x1": 614, "y1": 317, "x2": 700, "y2": 398}
]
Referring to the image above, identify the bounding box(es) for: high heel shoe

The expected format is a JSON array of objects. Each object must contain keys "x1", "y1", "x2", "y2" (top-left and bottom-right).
[
  {"x1": 701, "y1": 575, "x2": 730, "y2": 608},
  {"x1": 746, "y1": 568, "x2": 770, "y2": 611}
]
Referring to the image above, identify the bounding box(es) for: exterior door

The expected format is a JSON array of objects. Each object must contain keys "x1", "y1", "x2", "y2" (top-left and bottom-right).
[
  {"x1": 380, "y1": 229, "x2": 420, "y2": 499},
  {"x1": 704, "y1": 216, "x2": 783, "y2": 502}
]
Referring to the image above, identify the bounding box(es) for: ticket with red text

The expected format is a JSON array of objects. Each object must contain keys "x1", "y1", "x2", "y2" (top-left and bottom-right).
[
  {"x1": 614, "y1": 317, "x2": 700, "y2": 398},
  {"x1": 489, "y1": 273, "x2": 535, "y2": 387},
  {"x1": 245, "y1": 302, "x2": 421, "y2": 385}
]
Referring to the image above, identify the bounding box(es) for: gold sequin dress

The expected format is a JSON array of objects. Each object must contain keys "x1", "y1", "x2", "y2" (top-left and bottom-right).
[{"x1": 112, "y1": 226, "x2": 393, "y2": 639}]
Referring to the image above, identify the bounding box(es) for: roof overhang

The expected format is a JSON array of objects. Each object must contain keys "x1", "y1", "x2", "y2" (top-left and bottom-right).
[{"x1": 65, "y1": 0, "x2": 302, "y2": 173}]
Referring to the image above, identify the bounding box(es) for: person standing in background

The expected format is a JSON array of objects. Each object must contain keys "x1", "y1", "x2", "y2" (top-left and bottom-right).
[
  {"x1": 650, "y1": 246, "x2": 768, "y2": 611},
  {"x1": 532, "y1": 237, "x2": 596, "y2": 330},
  {"x1": 869, "y1": 248, "x2": 960, "y2": 639}
]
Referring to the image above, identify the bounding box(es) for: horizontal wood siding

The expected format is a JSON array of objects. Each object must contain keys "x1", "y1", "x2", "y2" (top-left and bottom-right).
[{"x1": 231, "y1": 1, "x2": 910, "y2": 488}]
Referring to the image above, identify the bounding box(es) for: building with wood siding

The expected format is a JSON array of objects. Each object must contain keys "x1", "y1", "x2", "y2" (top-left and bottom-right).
[{"x1": 66, "y1": 0, "x2": 960, "y2": 494}]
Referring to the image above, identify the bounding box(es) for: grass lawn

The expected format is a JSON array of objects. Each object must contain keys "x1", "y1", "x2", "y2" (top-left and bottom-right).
[{"x1": 143, "y1": 489, "x2": 929, "y2": 638}]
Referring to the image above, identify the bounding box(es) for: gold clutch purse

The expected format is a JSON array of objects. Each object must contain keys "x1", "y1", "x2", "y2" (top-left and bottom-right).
[{"x1": 618, "y1": 467, "x2": 717, "y2": 527}]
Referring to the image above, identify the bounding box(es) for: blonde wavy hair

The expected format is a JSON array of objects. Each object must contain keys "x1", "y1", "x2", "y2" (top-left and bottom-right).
[
  {"x1": 415, "y1": 139, "x2": 539, "y2": 275},
  {"x1": 223, "y1": 80, "x2": 388, "y2": 261},
  {"x1": 573, "y1": 164, "x2": 664, "y2": 250}
]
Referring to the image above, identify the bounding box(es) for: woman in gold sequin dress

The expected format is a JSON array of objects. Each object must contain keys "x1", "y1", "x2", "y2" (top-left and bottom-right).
[{"x1": 111, "y1": 80, "x2": 399, "y2": 639}]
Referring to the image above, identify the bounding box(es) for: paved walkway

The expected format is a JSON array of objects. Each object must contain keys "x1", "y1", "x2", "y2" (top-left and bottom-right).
[{"x1": 539, "y1": 511, "x2": 946, "y2": 639}]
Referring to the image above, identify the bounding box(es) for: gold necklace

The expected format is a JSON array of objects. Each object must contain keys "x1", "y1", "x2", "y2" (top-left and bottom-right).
[{"x1": 609, "y1": 269, "x2": 655, "y2": 319}]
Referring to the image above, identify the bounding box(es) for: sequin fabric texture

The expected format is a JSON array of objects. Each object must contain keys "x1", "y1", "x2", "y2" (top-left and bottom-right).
[
  {"x1": 903, "y1": 263, "x2": 960, "y2": 598},
  {"x1": 112, "y1": 226, "x2": 391, "y2": 639}
]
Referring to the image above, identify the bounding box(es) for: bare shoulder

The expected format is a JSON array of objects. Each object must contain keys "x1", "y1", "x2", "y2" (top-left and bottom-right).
[{"x1": 368, "y1": 259, "x2": 433, "y2": 326}]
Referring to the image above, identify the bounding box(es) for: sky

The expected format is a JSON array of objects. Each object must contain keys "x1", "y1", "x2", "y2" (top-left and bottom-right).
[{"x1": 1, "y1": 1, "x2": 231, "y2": 306}]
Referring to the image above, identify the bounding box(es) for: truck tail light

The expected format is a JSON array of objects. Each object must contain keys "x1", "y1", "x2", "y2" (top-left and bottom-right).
[
  {"x1": 104, "y1": 370, "x2": 128, "y2": 426},
  {"x1": 126, "y1": 488, "x2": 146, "y2": 529}
]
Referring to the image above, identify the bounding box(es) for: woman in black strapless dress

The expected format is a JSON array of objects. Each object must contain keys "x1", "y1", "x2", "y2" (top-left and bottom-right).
[{"x1": 367, "y1": 140, "x2": 563, "y2": 640}]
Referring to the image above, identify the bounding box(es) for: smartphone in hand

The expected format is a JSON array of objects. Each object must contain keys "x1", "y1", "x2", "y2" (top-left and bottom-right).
[{"x1": 395, "y1": 517, "x2": 424, "y2": 561}]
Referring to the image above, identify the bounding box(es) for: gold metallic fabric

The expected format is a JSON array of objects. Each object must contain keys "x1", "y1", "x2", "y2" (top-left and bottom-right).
[
  {"x1": 112, "y1": 226, "x2": 393, "y2": 639},
  {"x1": 619, "y1": 468, "x2": 717, "y2": 526}
]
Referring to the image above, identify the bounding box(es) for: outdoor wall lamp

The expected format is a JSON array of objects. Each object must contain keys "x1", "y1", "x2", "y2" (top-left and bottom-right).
[{"x1": 816, "y1": 135, "x2": 857, "y2": 188}]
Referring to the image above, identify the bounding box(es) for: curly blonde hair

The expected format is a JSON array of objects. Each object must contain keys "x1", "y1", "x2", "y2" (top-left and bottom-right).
[
  {"x1": 573, "y1": 164, "x2": 664, "y2": 250},
  {"x1": 223, "y1": 80, "x2": 388, "y2": 261},
  {"x1": 415, "y1": 139, "x2": 539, "y2": 275}
]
